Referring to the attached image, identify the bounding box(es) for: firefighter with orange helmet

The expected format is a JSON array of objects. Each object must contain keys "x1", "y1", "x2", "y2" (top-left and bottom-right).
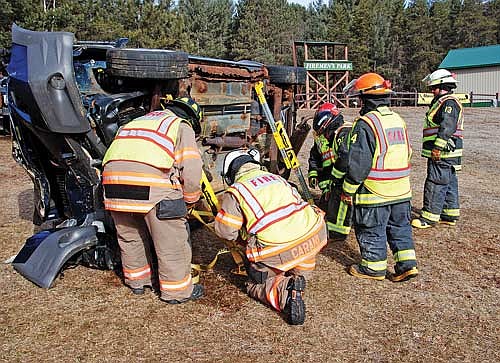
[
  {"x1": 214, "y1": 148, "x2": 327, "y2": 325},
  {"x1": 342, "y1": 73, "x2": 418, "y2": 282},
  {"x1": 412, "y1": 69, "x2": 464, "y2": 229},
  {"x1": 308, "y1": 102, "x2": 353, "y2": 240},
  {"x1": 102, "y1": 97, "x2": 205, "y2": 303}
]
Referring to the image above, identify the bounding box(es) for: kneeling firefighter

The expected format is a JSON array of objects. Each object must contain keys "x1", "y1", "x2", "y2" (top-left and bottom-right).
[
  {"x1": 308, "y1": 102, "x2": 353, "y2": 240},
  {"x1": 102, "y1": 97, "x2": 204, "y2": 304},
  {"x1": 214, "y1": 149, "x2": 328, "y2": 325}
]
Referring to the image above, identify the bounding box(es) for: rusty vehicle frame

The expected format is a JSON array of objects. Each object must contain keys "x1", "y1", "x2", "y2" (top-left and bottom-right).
[{"x1": 6, "y1": 24, "x2": 310, "y2": 288}]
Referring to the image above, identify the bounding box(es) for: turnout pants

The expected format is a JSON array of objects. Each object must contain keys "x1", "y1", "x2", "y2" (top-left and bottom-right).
[
  {"x1": 245, "y1": 224, "x2": 327, "y2": 312},
  {"x1": 421, "y1": 159, "x2": 460, "y2": 223},
  {"x1": 354, "y1": 201, "x2": 417, "y2": 276},
  {"x1": 326, "y1": 185, "x2": 353, "y2": 237},
  {"x1": 246, "y1": 263, "x2": 313, "y2": 312},
  {"x1": 111, "y1": 209, "x2": 194, "y2": 300}
]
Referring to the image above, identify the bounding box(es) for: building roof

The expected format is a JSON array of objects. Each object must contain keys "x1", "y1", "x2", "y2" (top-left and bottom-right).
[{"x1": 439, "y1": 45, "x2": 500, "y2": 69}]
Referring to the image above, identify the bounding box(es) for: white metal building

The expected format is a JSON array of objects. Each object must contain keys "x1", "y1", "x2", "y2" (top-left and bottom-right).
[{"x1": 439, "y1": 45, "x2": 500, "y2": 105}]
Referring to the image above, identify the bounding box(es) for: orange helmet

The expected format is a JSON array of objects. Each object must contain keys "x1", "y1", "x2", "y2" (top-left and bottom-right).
[{"x1": 343, "y1": 73, "x2": 393, "y2": 97}]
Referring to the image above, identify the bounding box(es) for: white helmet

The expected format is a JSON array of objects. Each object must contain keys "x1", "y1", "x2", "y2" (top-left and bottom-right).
[
  {"x1": 221, "y1": 148, "x2": 261, "y2": 185},
  {"x1": 422, "y1": 69, "x2": 458, "y2": 88}
]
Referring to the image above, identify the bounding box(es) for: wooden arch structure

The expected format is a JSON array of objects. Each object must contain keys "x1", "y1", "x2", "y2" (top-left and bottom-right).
[{"x1": 292, "y1": 41, "x2": 351, "y2": 109}]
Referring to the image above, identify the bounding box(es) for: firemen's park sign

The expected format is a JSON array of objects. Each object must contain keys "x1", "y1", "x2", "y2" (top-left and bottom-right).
[{"x1": 303, "y1": 60, "x2": 353, "y2": 71}]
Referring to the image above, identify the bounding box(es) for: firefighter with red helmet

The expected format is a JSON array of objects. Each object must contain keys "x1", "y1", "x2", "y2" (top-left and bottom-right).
[
  {"x1": 102, "y1": 97, "x2": 205, "y2": 303},
  {"x1": 342, "y1": 73, "x2": 418, "y2": 282},
  {"x1": 308, "y1": 102, "x2": 353, "y2": 240},
  {"x1": 214, "y1": 148, "x2": 328, "y2": 325}
]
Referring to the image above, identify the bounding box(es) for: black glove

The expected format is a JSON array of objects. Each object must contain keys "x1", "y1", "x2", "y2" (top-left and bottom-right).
[
  {"x1": 330, "y1": 177, "x2": 342, "y2": 189},
  {"x1": 308, "y1": 176, "x2": 318, "y2": 189}
]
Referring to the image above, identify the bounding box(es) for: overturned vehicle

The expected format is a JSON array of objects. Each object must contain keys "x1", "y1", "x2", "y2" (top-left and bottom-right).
[{"x1": 7, "y1": 24, "x2": 310, "y2": 288}]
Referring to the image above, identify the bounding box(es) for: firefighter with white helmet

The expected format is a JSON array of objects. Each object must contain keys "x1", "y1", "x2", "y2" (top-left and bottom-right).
[
  {"x1": 342, "y1": 73, "x2": 418, "y2": 282},
  {"x1": 412, "y1": 69, "x2": 464, "y2": 229},
  {"x1": 102, "y1": 96, "x2": 205, "y2": 303},
  {"x1": 214, "y1": 148, "x2": 328, "y2": 325},
  {"x1": 308, "y1": 102, "x2": 353, "y2": 240}
]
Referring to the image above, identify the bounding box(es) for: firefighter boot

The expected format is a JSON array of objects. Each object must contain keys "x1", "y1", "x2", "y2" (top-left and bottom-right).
[
  {"x1": 283, "y1": 275, "x2": 306, "y2": 325},
  {"x1": 329, "y1": 231, "x2": 348, "y2": 242},
  {"x1": 161, "y1": 284, "x2": 204, "y2": 304},
  {"x1": 411, "y1": 218, "x2": 434, "y2": 229},
  {"x1": 439, "y1": 218, "x2": 457, "y2": 226},
  {"x1": 390, "y1": 267, "x2": 419, "y2": 282},
  {"x1": 348, "y1": 264, "x2": 385, "y2": 281},
  {"x1": 131, "y1": 287, "x2": 145, "y2": 295}
]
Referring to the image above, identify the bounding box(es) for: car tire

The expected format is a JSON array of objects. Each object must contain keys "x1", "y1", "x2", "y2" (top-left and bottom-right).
[
  {"x1": 266, "y1": 65, "x2": 306, "y2": 85},
  {"x1": 106, "y1": 48, "x2": 189, "y2": 79}
]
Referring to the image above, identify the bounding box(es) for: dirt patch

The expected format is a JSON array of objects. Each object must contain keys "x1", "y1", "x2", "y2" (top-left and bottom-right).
[{"x1": 0, "y1": 107, "x2": 499, "y2": 362}]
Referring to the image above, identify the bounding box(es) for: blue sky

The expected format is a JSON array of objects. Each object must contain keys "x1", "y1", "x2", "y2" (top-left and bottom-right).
[{"x1": 288, "y1": 0, "x2": 315, "y2": 7}]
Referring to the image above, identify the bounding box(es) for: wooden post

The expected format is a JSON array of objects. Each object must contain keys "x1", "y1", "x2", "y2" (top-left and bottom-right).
[
  {"x1": 292, "y1": 42, "x2": 297, "y2": 67},
  {"x1": 305, "y1": 43, "x2": 310, "y2": 109}
]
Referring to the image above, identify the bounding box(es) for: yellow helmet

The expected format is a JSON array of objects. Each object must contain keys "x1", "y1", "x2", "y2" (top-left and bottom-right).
[{"x1": 171, "y1": 97, "x2": 203, "y2": 134}]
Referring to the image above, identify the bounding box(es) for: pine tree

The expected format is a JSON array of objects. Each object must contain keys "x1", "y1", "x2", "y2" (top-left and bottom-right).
[
  {"x1": 303, "y1": 0, "x2": 329, "y2": 42},
  {"x1": 231, "y1": 0, "x2": 274, "y2": 62},
  {"x1": 454, "y1": 0, "x2": 497, "y2": 48},
  {"x1": 231, "y1": 0, "x2": 299, "y2": 64},
  {"x1": 429, "y1": 0, "x2": 452, "y2": 63},
  {"x1": 326, "y1": 0, "x2": 352, "y2": 44},
  {"x1": 402, "y1": 0, "x2": 435, "y2": 90},
  {"x1": 348, "y1": 0, "x2": 375, "y2": 75},
  {"x1": 370, "y1": 0, "x2": 392, "y2": 76},
  {"x1": 379, "y1": 0, "x2": 406, "y2": 89},
  {"x1": 0, "y1": 0, "x2": 15, "y2": 48},
  {"x1": 486, "y1": 0, "x2": 500, "y2": 43},
  {"x1": 133, "y1": 0, "x2": 188, "y2": 50},
  {"x1": 178, "y1": 0, "x2": 233, "y2": 58}
]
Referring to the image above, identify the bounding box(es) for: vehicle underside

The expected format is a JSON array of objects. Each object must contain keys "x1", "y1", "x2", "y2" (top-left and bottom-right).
[{"x1": 6, "y1": 24, "x2": 310, "y2": 288}]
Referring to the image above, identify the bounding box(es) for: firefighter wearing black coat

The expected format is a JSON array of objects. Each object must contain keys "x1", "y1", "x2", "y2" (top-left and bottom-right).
[
  {"x1": 307, "y1": 103, "x2": 353, "y2": 240},
  {"x1": 412, "y1": 69, "x2": 464, "y2": 229},
  {"x1": 342, "y1": 73, "x2": 418, "y2": 282}
]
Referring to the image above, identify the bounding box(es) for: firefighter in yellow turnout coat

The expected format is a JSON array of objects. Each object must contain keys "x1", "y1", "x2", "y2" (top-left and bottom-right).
[
  {"x1": 342, "y1": 73, "x2": 418, "y2": 282},
  {"x1": 214, "y1": 149, "x2": 327, "y2": 325},
  {"x1": 412, "y1": 69, "x2": 464, "y2": 229},
  {"x1": 102, "y1": 97, "x2": 204, "y2": 304},
  {"x1": 307, "y1": 102, "x2": 353, "y2": 240}
]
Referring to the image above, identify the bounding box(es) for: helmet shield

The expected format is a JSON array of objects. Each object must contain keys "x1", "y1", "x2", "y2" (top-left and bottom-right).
[
  {"x1": 313, "y1": 103, "x2": 342, "y2": 135},
  {"x1": 343, "y1": 78, "x2": 358, "y2": 96}
]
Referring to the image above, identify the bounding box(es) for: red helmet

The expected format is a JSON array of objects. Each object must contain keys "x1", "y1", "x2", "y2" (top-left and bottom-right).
[
  {"x1": 313, "y1": 103, "x2": 342, "y2": 134},
  {"x1": 318, "y1": 102, "x2": 340, "y2": 116}
]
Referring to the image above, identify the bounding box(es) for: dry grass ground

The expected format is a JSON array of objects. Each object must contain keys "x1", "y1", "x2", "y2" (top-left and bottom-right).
[{"x1": 0, "y1": 107, "x2": 499, "y2": 362}]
